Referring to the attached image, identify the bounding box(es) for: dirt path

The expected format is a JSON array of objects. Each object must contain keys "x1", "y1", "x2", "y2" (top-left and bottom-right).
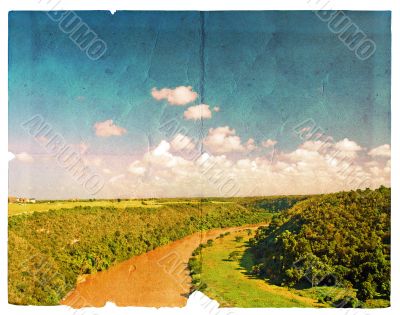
[{"x1": 61, "y1": 224, "x2": 265, "y2": 308}]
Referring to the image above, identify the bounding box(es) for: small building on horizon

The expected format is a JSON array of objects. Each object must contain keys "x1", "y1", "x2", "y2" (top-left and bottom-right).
[{"x1": 8, "y1": 197, "x2": 36, "y2": 203}]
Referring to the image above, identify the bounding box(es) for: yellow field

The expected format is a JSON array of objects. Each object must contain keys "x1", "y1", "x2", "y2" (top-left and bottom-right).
[
  {"x1": 8, "y1": 199, "x2": 234, "y2": 216},
  {"x1": 8, "y1": 199, "x2": 238, "y2": 216},
  {"x1": 8, "y1": 200, "x2": 162, "y2": 216}
]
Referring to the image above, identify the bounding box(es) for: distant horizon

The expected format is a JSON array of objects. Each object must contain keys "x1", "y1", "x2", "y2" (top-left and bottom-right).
[{"x1": 8, "y1": 185, "x2": 391, "y2": 202}]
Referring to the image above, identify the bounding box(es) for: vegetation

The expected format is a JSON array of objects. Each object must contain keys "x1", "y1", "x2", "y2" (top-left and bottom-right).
[
  {"x1": 9, "y1": 199, "x2": 276, "y2": 305},
  {"x1": 8, "y1": 195, "x2": 304, "y2": 216},
  {"x1": 250, "y1": 187, "x2": 390, "y2": 307},
  {"x1": 8, "y1": 199, "x2": 162, "y2": 216},
  {"x1": 238, "y1": 195, "x2": 307, "y2": 213},
  {"x1": 235, "y1": 236, "x2": 244, "y2": 242},
  {"x1": 189, "y1": 229, "x2": 320, "y2": 307},
  {"x1": 228, "y1": 251, "x2": 241, "y2": 261},
  {"x1": 189, "y1": 238, "x2": 215, "y2": 292},
  {"x1": 10, "y1": 190, "x2": 388, "y2": 308}
]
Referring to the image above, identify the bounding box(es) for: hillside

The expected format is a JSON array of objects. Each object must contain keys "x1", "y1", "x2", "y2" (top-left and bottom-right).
[
  {"x1": 9, "y1": 197, "x2": 297, "y2": 305},
  {"x1": 250, "y1": 187, "x2": 390, "y2": 306}
]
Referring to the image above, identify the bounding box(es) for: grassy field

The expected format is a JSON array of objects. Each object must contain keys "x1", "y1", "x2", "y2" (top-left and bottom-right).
[
  {"x1": 198, "y1": 229, "x2": 323, "y2": 307},
  {"x1": 8, "y1": 199, "x2": 236, "y2": 216},
  {"x1": 8, "y1": 200, "x2": 159, "y2": 216}
]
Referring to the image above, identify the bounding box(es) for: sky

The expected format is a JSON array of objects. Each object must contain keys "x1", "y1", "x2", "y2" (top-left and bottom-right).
[{"x1": 8, "y1": 11, "x2": 391, "y2": 199}]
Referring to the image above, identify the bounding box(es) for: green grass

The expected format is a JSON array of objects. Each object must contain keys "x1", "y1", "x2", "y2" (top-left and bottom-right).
[
  {"x1": 199, "y1": 230, "x2": 323, "y2": 307},
  {"x1": 363, "y1": 299, "x2": 390, "y2": 308}
]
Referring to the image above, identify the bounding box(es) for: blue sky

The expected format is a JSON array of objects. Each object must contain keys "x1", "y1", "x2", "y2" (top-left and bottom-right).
[{"x1": 9, "y1": 11, "x2": 391, "y2": 199}]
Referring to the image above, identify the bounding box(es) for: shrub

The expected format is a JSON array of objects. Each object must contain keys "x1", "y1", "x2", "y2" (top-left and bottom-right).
[
  {"x1": 228, "y1": 251, "x2": 241, "y2": 261},
  {"x1": 235, "y1": 236, "x2": 244, "y2": 242}
]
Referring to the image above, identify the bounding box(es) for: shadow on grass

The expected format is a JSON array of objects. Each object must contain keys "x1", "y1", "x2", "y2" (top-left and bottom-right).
[
  {"x1": 237, "y1": 241, "x2": 313, "y2": 288},
  {"x1": 237, "y1": 241, "x2": 261, "y2": 280}
]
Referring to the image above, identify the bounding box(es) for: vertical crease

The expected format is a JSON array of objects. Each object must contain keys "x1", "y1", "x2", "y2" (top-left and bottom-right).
[
  {"x1": 199, "y1": 11, "x2": 205, "y2": 263},
  {"x1": 199, "y1": 11, "x2": 205, "y2": 154}
]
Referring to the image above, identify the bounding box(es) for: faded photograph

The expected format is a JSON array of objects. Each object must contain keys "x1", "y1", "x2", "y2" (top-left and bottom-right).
[{"x1": 8, "y1": 11, "x2": 390, "y2": 308}]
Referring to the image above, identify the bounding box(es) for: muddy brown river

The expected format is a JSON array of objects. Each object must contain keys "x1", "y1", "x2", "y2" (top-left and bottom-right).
[{"x1": 61, "y1": 224, "x2": 264, "y2": 308}]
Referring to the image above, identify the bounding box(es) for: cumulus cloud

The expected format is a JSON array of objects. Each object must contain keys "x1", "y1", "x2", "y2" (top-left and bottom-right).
[
  {"x1": 128, "y1": 161, "x2": 146, "y2": 176},
  {"x1": 151, "y1": 86, "x2": 198, "y2": 106},
  {"x1": 203, "y1": 126, "x2": 252, "y2": 154},
  {"x1": 262, "y1": 139, "x2": 277, "y2": 148},
  {"x1": 93, "y1": 120, "x2": 127, "y2": 137},
  {"x1": 15, "y1": 152, "x2": 34, "y2": 162},
  {"x1": 117, "y1": 136, "x2": 389, "y2": 198},
  {"x1": 170, "y1": 133, "x2": 196, "y2": 152},
  {"x1": 333, "y1": 138, "x2": 362, "y2": 158},
  {"x1": 95, "y1": 136, "x2": 389, "y2": 198},
  {"x1": 245, "y1": 138, "x2": 256, "y2": 151},
  {"x1": 300, "y1": 140, "x2": 332, "y2": 152},
  {"x1": 153, "y1": 140, "x2": 171, "y2": 156},
  {"x1": 183, "y1": 104, "x2": 212, "y2": 120},
  {"x1": 126, "y1": 141, "x2": 193, "y2": 180},
  {"x1": 368, "y1": 144, "x2": 391, "y2": 158}
]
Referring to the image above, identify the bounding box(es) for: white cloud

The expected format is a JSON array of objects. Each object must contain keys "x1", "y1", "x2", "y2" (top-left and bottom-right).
[
  {"x1": 300, "y1": 140, "x2": 332, "y2": 153},
  {"x1": 213, "y1": 106, "x2": 220, "y2": 112},
  {"x1": 262, "y1": 139, "x2": 277, "y2": 148},
  {"x1": 153, "y1": 140, "x2": 171, "y2": 156},
  {"x1": 203, "y1": 126, "x2": 250, "y2": 154},
  {"x1": 90, "y1": 137, "x2": 389, "y2": 198},
  {"x1": 183, "y1": 104, "x2": 212, "y2": 120},
  {"x1": 15, "y1": 152, "x2": 34, "y2": 163},
  {"x1": 368, "y1": 144, "x2": 391, "y2": 158},
  {"x1": 138, "y1": 140, "x2": 191, "y2": 171},
  {"x1": 151, "y1": 86, "x2": 198, "y2": 106},
  {"x1": 128, "y1": 161, "x2": 146, "y2": 176},
  {"x1": 333, "y1": 138, "x2": 362, "y2": 158},
  {"x1": 237, "y1": 158, "x2": 257, "y2": 170},
  {"x1": 245, "y1": 138, "x2": 256, "y2": 151},
  {"x1": 384, "y1": 160, "x2": 391, "y2": 174},
  {"x1": 170, "y1": 133, "x2": 196, "y2": 152},
  {"x1": 93, "y1": 120, "x2": 127, "y2": 137},
  {"x1": 138, "y1": 139, "x2": 386, "y2": 197}
]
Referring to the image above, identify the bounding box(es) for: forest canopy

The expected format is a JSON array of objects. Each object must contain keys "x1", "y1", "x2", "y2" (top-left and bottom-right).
[{"x1": 250, "y1": 187, "x2": 390, "y2": 304}]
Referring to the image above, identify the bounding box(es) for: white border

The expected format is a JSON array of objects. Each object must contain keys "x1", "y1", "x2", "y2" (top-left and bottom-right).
[{"x1": 1, "y1": 1, "x2": 398, "y2": 315}]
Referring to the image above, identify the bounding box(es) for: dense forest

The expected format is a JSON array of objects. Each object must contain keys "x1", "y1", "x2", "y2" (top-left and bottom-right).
[
  {"x1": 238, "y1": 195, "x2": 307, "y2": 213},
  {"x1": 250, "y1": 187, "x2": 390, "y2": 306},
  {"x1": 9, "y1": 197, "x2": 297, "y2": 305}
]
